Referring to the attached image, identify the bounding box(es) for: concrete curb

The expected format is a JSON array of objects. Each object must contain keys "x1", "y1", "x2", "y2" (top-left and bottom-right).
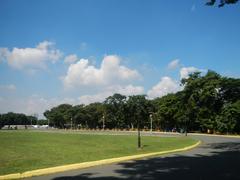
[{"x1": 0, "y1": 141, "x2": 201, "y2": 180}]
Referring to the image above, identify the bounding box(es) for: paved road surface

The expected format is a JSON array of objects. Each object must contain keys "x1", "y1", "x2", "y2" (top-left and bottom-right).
[{"x1": 27, "y1": 134, "x2": 240, "y2": 180}]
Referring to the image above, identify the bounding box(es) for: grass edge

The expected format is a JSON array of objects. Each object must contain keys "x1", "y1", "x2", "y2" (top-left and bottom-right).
[{"x1": 0, "y1": 140, "x2": 201, "y2": 180}]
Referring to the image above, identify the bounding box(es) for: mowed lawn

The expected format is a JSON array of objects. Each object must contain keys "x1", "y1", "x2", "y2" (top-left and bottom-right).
[{"x1": 0, "y1": 130, "x2": 197, "y2": 175}]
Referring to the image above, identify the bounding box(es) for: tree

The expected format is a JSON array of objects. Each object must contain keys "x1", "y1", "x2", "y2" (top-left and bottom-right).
[
  {"x1": 27, "y1": 115, "x2": 37, "y2": 125},
  {"x1": 37, "y1": 119, "x2": 48, "y2": 125},
  {"x1": 43, "y1": 104, "x2": 72, "y2": 128},
  {"x1": 206, "y1": 0, "x2": 238, "y2": 7},
  {"x1": 216, "y1": 100, "x2": 240, "y2": 133},
  {"x1": 181, "y1": 72, "x2": 202, "y2": 135},
  {"x1": 84, "y1": 103, "x2": 104, "y2": 129},
  {"x1": 0, "y1": 114, "x2": 3, "y2": 129},
  {"x1": 180, "y1": 71, "x2": 223, "y2": 134},
  {"x1": 220, "y1": 77, "x2": 240, "y2": 104},
  {"x1": 70, "y1": 104, "x2": 86, "y2": 129},
  {"x1": 104, "y1": 94, "x2": 127, "y2": 129},
  {"x1": 127, "y1": 95, "x2": 149, "y2": 148},
  {"x1": 0, "y1": 112, "x2": 31, "y2": 128},
  {"x1": 40, "y1": 70, "x2": 239, "y2": 135},
  {"x1": 197, "y1": 71, "x2": 222, "y2": 133},
  {"x1": 154, "y1": 94, "x2": 179, "y2": 131}
]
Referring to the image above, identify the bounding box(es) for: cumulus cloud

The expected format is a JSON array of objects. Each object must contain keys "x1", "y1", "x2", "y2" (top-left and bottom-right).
[
  {"x1": 24, "y1": 96, "x2": 77, "y2": 116},
  {"x1": 63, "y1": 55, "x2": 141, "y2": 89},
  {"x1": 64, "y1": 54, "x2": 78, "y2": 64},
  {"x1": 115, "y1": 85, "x2": 144, "y2": 96},
  {"x1": 0, "y1": 48, "x2": 10, "y2": 62},
  {"x1": 0, "y1": 95, "x2": 77, "y2": 119},
  {"x1": 78, "y1": 84, "x2": 144, "y2": 105},
  {"x1": 167, "y1": 59, "x2": 180, "y2": 70},
  {"x1": 0, "y1": 84, "x2": 16, "y2": 91},
  {"x1": 180, "y1": 66, "x2": 201, "y2": 79},
  {"x1": 147, "y1": 76, "x2": 181, "y2": 99},
  {"x1": 0, "y1": 84, "x2": 144, "y2": 118},
  {"x1": 0, "y1": 41, "x2": 62, "y2": 71}
]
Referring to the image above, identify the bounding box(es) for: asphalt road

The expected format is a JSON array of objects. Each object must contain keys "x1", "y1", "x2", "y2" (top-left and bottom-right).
[{"x1": 27, "y1": 134, "x2": 240, "y2": 180}]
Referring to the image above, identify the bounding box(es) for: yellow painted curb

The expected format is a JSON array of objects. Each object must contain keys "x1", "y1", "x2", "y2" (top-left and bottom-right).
[{"x1": 0, "y1": 140, "x2": 201, "y2": 180}]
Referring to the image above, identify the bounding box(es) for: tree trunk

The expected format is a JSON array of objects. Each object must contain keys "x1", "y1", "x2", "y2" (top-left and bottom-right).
[{"x1": 131, "y1": 123, "x2": 134, "y2": 130}]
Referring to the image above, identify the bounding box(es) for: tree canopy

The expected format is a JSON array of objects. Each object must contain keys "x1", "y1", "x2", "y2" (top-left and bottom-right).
[
  {"x1": 206, "y1": 0, "x2": 238, "y2": 7},
  {"x1": 1, "y1": 70, "x2": 240, "y2": 134}
]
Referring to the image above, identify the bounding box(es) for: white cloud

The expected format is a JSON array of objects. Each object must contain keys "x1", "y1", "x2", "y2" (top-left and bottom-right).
[
  {"x1": 64, "y1": 54, "x2": 78, "y2": 64},
  {"x1": 63, "y1": 55, "x2": 141, "y2": 89},
  {"x1": 78, "y1": 84, "x2": 144, "y2": 105},
  {"x1": 115, "y1": 85, "x2": 144, "y2": 96},
  {"x1": 147, "y1": 76, "x2": 181, "y2": 99},
  {"x1": 0, "y1": 41, "x2": 62, "y2": 71},
  {"x1": 0, "y1": 84, "x2": 16, "y2": 91},
  {"x1": 0, "y1": 84, "x2": 144, "y2": 118},
  {"x1": 167, "y1": 59, "x2": 180, "y2": 70},
  {"x1": 0, "y1": 48, "x2": 10, "y2": 62},
  {"x1": 24, "y1": 96, "x2": 77, "y2": 117},
  {"x1": 180, "y1": 66, "x2": 201, "y2": 79},
  {"x1": 78, "y1": 94, "x2": 108, "y2": 105},
  {"x1": 0, "y1": 95, "x2": 78, "y2": 119}
]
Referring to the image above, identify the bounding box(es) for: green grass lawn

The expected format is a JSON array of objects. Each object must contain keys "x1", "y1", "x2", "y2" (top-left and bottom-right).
[{"x1": 0, "y1": 130, "x2": 197, "y2": 175}]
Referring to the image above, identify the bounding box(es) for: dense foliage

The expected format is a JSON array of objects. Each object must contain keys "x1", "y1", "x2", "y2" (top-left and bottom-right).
[
  {"x1": 1, "y1": 70, "x2": 239, "y2": 134},
  {"x1": 0, "y1": 112, "x2": 37, "y2": 128},
  {"x1": 206, "y1": 0, "x2": 238, "y2": 7}
]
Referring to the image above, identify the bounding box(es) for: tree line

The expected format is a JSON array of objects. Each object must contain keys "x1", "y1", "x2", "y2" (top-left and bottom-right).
[
  {"x1": 0, "y1": 112, "x2": 49, "y2": 129},
  {"x1": 43, "y1": 70, "x2": 240, "y2": 134},
  {"x1": 43, "y1": 94, "x2": 152, "y2": 130},
  {"x1": 0, "y1": 112, "x2": 38, "y2": 128},
  {"x1": 0, "y1": 70, "x2": 239, "y2": 134}
]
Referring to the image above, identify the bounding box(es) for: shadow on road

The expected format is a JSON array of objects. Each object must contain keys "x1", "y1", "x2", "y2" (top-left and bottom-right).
[{"x1": 53, "y1": 141, "x2": 240, "y2": 180}]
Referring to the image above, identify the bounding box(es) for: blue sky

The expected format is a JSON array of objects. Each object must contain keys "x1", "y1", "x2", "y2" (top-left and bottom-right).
[{"x1": 0, "y1": 0, "x2": 240, "y2": 118}]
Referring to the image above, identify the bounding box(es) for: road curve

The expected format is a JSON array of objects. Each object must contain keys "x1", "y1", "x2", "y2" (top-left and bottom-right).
[{"x1": 27, "y1": 134, "x2": 240, "y2": 180}]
